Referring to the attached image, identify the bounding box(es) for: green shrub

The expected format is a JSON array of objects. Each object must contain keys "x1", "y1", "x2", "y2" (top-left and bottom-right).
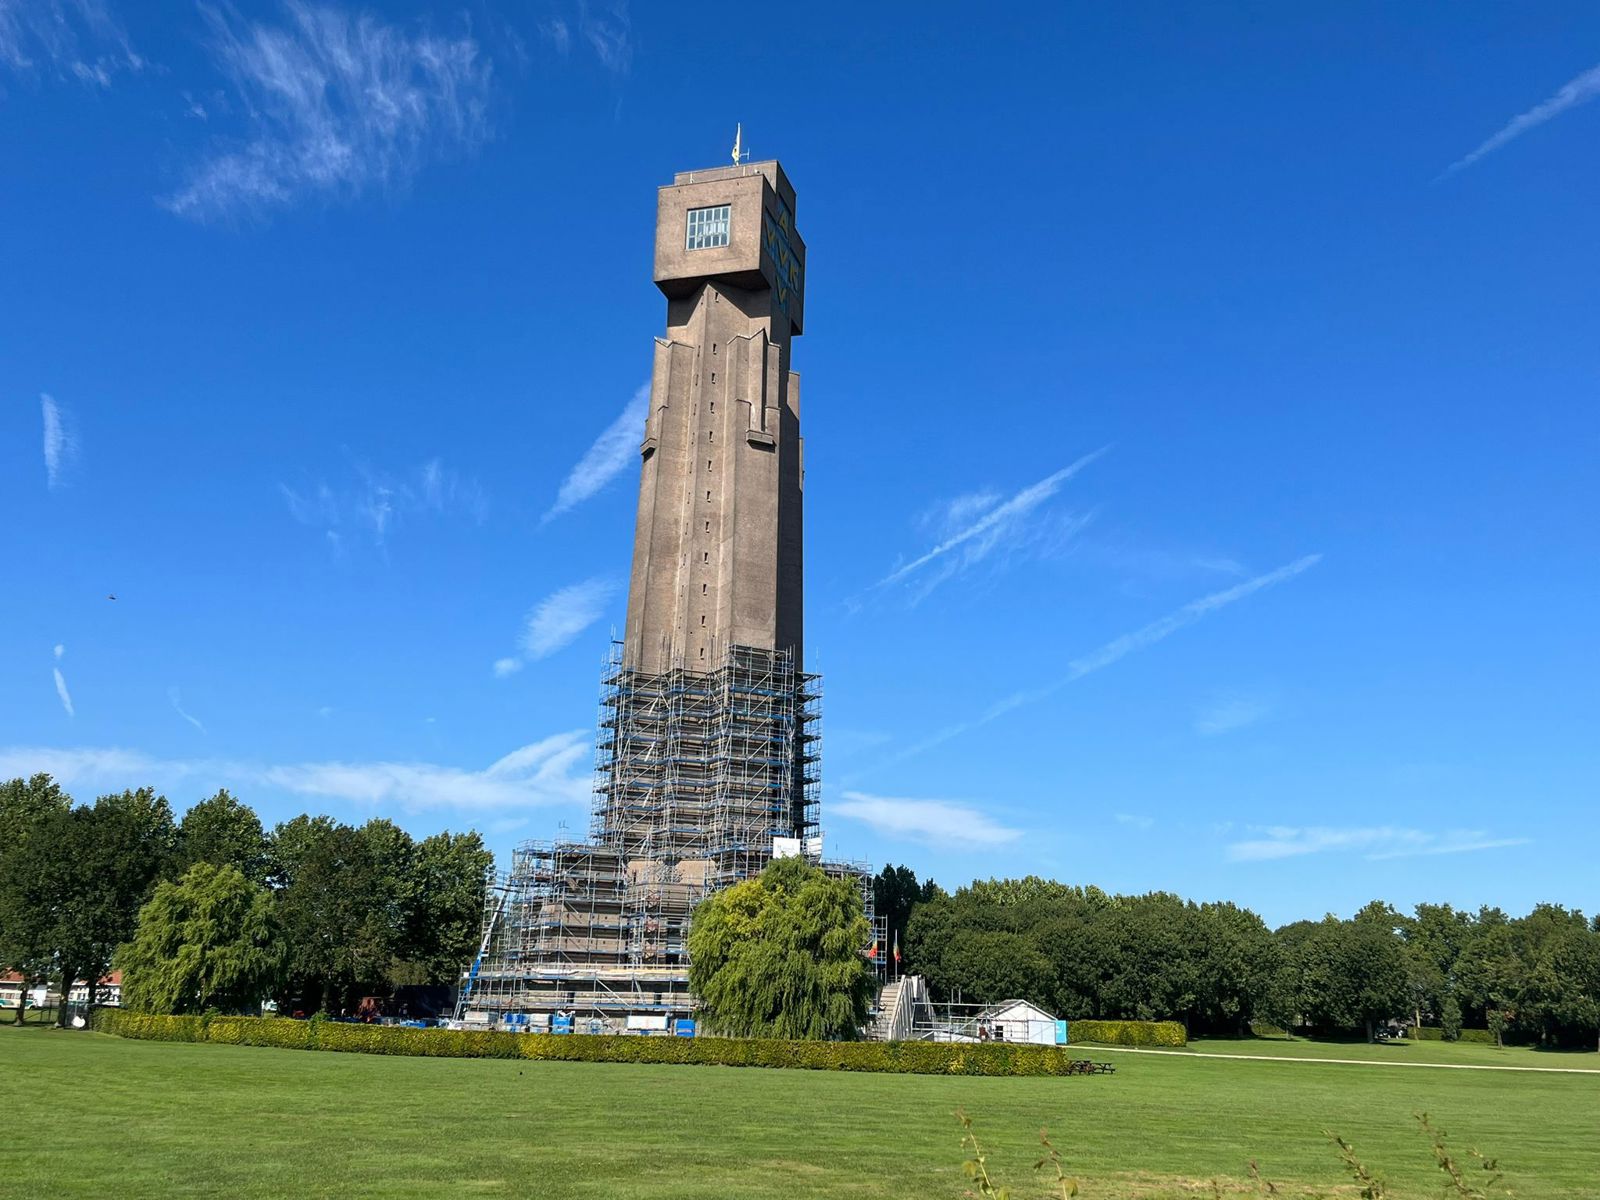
[
  {"x1": 1063, "y1": 1019, "x2": 1186, "y2": 1047},
  {"x1": 92, "y1": 1011, "x2": 1115, "y2": 1076},
  {"x1": 1411, "y1": 1025, "x2": 1496, "y2": 1044}
]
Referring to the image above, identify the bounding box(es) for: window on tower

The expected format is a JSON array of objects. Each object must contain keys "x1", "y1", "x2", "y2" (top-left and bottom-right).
[{"x1": 685, "y1": 205, "x2": 731, "y2": 250}]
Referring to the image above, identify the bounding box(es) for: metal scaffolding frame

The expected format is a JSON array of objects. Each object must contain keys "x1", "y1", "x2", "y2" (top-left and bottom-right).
[{"x1": 458, "y1": 643, "x2": 880, "y2": 1028}]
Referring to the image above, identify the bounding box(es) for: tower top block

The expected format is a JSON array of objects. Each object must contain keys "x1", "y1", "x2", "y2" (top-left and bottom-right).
[{"x1": 653, "y1": 159, "x2": 806, "y2": 335}]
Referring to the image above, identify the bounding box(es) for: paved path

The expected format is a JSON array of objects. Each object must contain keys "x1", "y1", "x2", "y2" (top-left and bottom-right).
[{"x1": 1084, "y1": 1045, "x2": 1600, "y2": 1076}]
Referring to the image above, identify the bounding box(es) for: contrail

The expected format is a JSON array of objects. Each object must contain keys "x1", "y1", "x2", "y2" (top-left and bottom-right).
[
  {"x1": 877, "y1": 447, "x2": 1109, "y2": 588},
  {"x1": 868, "y1": 553, "x2": 1323, "y2": 770},
  {"x1": 1443, "y1": 61, "x2": 1600, "y2": 176}
]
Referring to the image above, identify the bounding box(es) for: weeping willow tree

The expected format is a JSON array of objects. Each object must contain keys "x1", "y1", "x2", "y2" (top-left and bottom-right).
[
  {"x1": 688, "y1": 855, "x2": 874, "y2": 1040},
  {"x1": 118, "y1": 862, "x2": 283, "y2": 1015}
]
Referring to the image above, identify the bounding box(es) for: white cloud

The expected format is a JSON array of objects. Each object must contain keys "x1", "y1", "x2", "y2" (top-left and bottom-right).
[
  {"x1": 0, "y1": 732, "x2": 593, "y2": 814},
  {"x1": 0, "y1": 0, "x2": 142, "y2": 86},
  {"x1": 40, "y1": 394, "x2": 76, "y2": 489},
  {"x1": 1445, "y1": 61, "x2": 1600, "y2": 175},
  {"x1": 877, "y1": 448, "x2": 1107, "y2": 595},
  {"x1": 168, "y1": 687, "x2": 207, "y2": 735},
  {"x1": 543, "y1": 384, "x2": 649, "y2": 522},
  {"x1": 494, "y1": 578, "x2": 615, "y2": 674},
  {"x1": 1228, "y1": 826, "x2": 1531, "y2": 863},
  {"x1": 163, "y1": 1, "x2": 493, "y2": 221},
  {"x1": 577, "y1": 1, "x2": 632, "y2": 75},
  {"x1": 540, "y1": 18, "x2": 571, "y2": 56},
  {"x1": 833, "y1": 791, "x2": 1021, "y2": 847},
  {"x1": 1195, "y1": 694, "x2": 1270, "y2": 736},
  {"x1": 1114, "y1": 812, "x2": 1154, "y2": 831},
  {"x1": 280, "y1": 459, "x2": 486, "y2": 551}
]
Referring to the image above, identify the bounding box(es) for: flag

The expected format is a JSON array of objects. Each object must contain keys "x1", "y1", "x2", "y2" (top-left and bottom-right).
[
  {"x1": 732, "y1": 123, "x2": 743, "y2": 165},
  {"x1": 892, "y1": 932, "x2": 901, "y2": 965}
]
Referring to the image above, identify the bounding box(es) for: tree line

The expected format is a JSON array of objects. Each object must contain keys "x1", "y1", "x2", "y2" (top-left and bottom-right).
[
  {"x1": 0, "y1": 774, "x2": 490, "y2": 1023},
  {"x1": 883, "y1": 869, "x2": 1600, "y2": 1047}
]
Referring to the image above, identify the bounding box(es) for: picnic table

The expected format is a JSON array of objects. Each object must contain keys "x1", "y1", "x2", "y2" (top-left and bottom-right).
[{"x1": 1064, "y1": 1059, "x2": 1116, "y2": 1075}]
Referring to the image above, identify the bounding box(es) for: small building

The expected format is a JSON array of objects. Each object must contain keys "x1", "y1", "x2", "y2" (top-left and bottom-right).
[
  {"x1": 0, "y1": 973, "x2": 53, "y2": 1012},
  {"x1": 974, "y1": 1000, "x2": 1062, "y2": 1046},
  {"x1": 67, "y1": 971, "x2": 122, "y2": 1008}
]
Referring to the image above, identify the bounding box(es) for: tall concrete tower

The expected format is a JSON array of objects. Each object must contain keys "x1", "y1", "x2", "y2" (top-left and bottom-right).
[
  {"x1": 624, "y1": 159, "x2": 807, "y2": 676},
  {"x1": 595, "y1": 159, "x2": 818, "y2": 868},
  {"x1": 456, "y1": 158, "x2": 870, "y2": 1031}
]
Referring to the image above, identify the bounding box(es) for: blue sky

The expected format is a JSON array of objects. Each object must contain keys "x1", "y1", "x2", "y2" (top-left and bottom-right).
[{"x1": 3, "y1": 2, "x2": 1597, "y2": 927}]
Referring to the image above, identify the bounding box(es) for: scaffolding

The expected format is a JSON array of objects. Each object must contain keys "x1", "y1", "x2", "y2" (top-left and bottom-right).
[{"x1": 459, "y1": 643, "x2": 880, "y2": 1029}]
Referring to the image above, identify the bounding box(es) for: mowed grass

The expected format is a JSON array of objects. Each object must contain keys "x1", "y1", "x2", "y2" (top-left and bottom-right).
[
  {"x1": 1109, "y1": 1035, "x2": 1600, "y2": 1070},
  {"x1": 3, "y1": 1028, "x2": 1598, "y2": 1199}
]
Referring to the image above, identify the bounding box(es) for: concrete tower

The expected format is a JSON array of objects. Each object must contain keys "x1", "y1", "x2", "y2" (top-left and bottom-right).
[
  {"x1": 624, "y1": 159, "x2": 807, "y2": 676},
  {"x1": 457, "y1": 159, "x2": 876, "y2": 1031}
]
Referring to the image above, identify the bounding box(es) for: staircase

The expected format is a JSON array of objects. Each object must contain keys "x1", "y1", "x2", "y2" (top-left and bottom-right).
[{"x1": 867, "y1": 975, "x2": 929, "y2": 1041}]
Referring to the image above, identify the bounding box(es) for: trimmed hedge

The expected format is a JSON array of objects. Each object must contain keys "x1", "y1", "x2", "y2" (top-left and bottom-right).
[
  {"x1": 90, "y1": 1011, "x2": 1114, "y2": 1076},
  {"x1": 1065, "y1": 1019, "x2": 1186, "y2": 1047},
  {"x1": 1412, "y1": 1025, "x2": 1497, "y2": 1045}
]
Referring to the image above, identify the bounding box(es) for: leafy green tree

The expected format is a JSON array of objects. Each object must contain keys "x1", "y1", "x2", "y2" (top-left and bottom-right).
[
  {"x1": 118, "y1": 863, "x2": 283, "y2": 1014},
  {"x1": 1268, "y1": 910, "x2": 1408, "y2": 1040},
  {"x1": 1344, "y1": 905, "x2": 1412, "y2": 1041},
  {"x1": 6, "y1": 788, "x2": 176, "y2": 1023},
  {"x1": 935, "y1": 930, "x2": 1054, "y2": 1008},
  {"x1": 175, "y1": 790, "x2": 269, "y2": 883},
  {"x1": 0, "y1": 775, "x2": 73, "y2": 1021},
  {"x1": 271, "y1": 817, "x2": 412, "y2": 1013},
  {"x1": 689, "y1": 856, "x2": 873, "y2": 1039},
  {"x1": 872, "y1": 863, "x2": 935, "y2": 965},
  {"x1": 1440, "y1": 993, "x2": 1463, "y2": 1041},
  {"x1": 1400, "y1": 902, "x2": 1472, "y2": 1030},
  {"x1": 397, "y1": 830, "x2": 493, "y2": 986}
]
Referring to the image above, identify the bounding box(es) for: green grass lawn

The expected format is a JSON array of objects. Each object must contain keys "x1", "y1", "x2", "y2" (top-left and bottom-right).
[
  {"x1": 1099, "y1": 1034, "x2": 1600, "y2": 1070},
  {"x1": 3, "y1": 1027, "x2": 1597, "y2": 1199}
]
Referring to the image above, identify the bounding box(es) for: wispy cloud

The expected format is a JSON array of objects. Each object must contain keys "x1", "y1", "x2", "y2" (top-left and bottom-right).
[
  {"x1": 1195, "y1": 693, "x2": 1271, "y2": 736},
  {"x1": 876, "y1": 448, "x2": 1107, "y2": 598},
  {"x1": 1228, "y1": 826, "x2": 1530, "y2": 863},
  {"x1": 494, "y1": 578, "x2": 615, "y2": 675},
  {"x1": 875, "y1": 554, "x2": 1321, "y2": 769},
  {"x1": 163, "y1": 1, "x2": 493, "y2": 221},
  {"x1": 833, "y1": 791, "x2": 1022, "y2": 847},
  {"x1": 0, "y1": 732, "x2": 593, "y2": 814},
  {"x1": 577, "y1": 1, "x2": 631, "y2": 75},
  {"x1": 51, "y1": 644, "x2": 74, "y2": 718},
  {"x1": 40, "y1": 394, "x2": 76, "y2": 489},
  {"x1": 543, "y1": 384, "x2": 648, "y2": 522},
  {"x1": 0, "y1": 0, "x2": 143, "y2": 86},
  {"x1": 539, "y1": 19, "x2": 571, "y2": 56},
  {"x1": 1443, "y1": 61, "x2": 1600, "y2": 176},
  {"x1": 1114, "y1": 812, "x2": 1154, "y2": 831},
  {"x1": 280, "y1": 458, "x2": 486, "y2": 552},
  {"x1": 168, "y1": 687, "x2": 207, "y2": 735}
]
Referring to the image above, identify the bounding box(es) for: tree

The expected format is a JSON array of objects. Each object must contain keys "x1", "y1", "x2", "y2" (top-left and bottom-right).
[
  {"x1": 872, "y1": 864, "x2": 925, "y2": 964},
  {"x1": 9, "y1": 788, "x2": 176, "y2": 1024},
  {"x1": 271, "y1": 817, "x2": 414, "y2": 1013},
  {"x1": 118, "y1": 863, "x2": 283, "y2": 1014},
  {"x1": 174, "y1": 790, "x2": 268, "y2": 883},
  {"x1": 688, "y1": 856, "x2": 874, "y2": 1039},
  {"x1": 0, "y1": 775, "x2": 72, "y2": 1022},
  {"x1": 935, "y1": 930, "x2": 1054, "y2": 1008},
  {"x1": 397, "y1": 831, "x2": 493, "y2": 986},
  {"x1": 1440, "y1": 993, "x2": 1463, "y2": 1042},
  {"x1": 1344, "y1": 906, "x2": 1412, "y2": 1041}
]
